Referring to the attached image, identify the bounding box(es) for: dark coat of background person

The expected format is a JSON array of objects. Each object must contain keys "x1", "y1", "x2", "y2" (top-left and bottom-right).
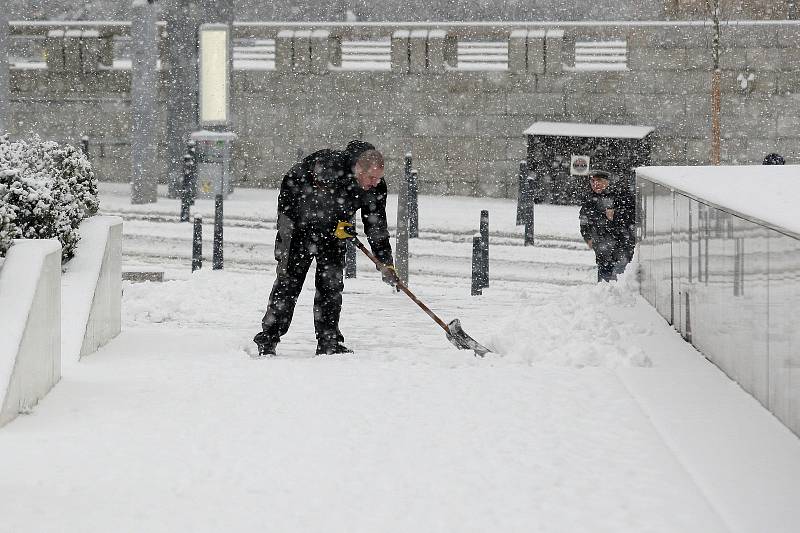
[
  {"x1": 579, "y1": 177, "x2": 636, "y2": 282},
  {"x1": 255, "y1": 141, "x2": 393, "y2": 353}
]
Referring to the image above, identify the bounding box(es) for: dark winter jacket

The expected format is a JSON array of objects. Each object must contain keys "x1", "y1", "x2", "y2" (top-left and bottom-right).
[
  {"x1": 579, "y1": 186, "x2": 636, "y2": 261},
  {"x1": 275, "y1": 145, "x2": 394, "y2": 266}
]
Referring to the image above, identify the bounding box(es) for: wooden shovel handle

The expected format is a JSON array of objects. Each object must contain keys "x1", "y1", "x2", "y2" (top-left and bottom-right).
[{"x1": 351, "y1": 237, "x2": 450, "y2": 333}]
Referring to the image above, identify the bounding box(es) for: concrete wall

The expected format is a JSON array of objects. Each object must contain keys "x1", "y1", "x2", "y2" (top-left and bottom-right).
[
  {"x1": 667, "y1": 1, "x2": 793, "y2": 20},
  {"x1": 61, "y1": 216, "x2": 123, "y2": 362},
  {"x1": 6, "y1": 21, "x2": 800, "y2": 197},
  {"x1": 79, "y1": 218, "x2": 122, "y2": 358},
  {"x1": 0, "y1": 240, "x2": 61, "y2": 428},
  {"x1": 4, "y1": 1, "x2": 666, "y2": 22}
]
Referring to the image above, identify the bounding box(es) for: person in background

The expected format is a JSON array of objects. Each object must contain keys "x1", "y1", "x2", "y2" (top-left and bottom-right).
[
  {"x1": 579, "y1": 169, "x2": 636, "y2": 282},
  {"x1": 763, "y1": 153, "x2": 786, "y2": 165}
]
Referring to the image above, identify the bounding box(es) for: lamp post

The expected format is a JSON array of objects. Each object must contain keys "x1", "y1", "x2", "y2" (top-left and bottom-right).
[{"x1": 193, "y1": 22, "x2": 236, "y2": 269}]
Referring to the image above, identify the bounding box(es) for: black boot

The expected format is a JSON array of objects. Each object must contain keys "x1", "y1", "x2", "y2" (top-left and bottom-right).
[
  {"x1": 253, "y1": 332, "x2": 278, "y2": 358},
  {"x1": 315, "y1": 342, "x2": 354, "y2": 356}
]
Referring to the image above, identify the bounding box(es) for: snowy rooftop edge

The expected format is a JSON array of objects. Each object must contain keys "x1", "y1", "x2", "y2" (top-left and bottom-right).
[
  {"x1": 524, "y1": 122, "x2": 654, "y2": 139},
  {"x1": 637, "y1": 165, "x2": 800, "y2": 238}
]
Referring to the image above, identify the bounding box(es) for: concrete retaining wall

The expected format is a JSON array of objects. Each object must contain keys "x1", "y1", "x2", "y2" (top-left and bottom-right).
[
  {"x1": 62, "y1": 216, "x2": 123, "y2": 362},
  {"x1": 0, "y1": 216, "x2": 123, "y2": 427},
  {"x1": 6, "y1": 21, "x2": 800, "y2": 197},
  {"x1": 0, "y1": 240, "x2": 61, "y2": 427}
]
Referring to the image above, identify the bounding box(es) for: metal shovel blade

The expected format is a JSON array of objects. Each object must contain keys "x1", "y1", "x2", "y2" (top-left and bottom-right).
[{"x1": 446, "y1": 319, "x2": 491, "y2": 357}]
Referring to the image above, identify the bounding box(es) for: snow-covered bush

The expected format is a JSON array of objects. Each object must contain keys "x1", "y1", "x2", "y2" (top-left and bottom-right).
[
  {"x1": 0, "y1": 199, "x2": 13, "y2": 254},
  {"x1": 0, "y1": 134, "x2": 99, "y2": 261}
]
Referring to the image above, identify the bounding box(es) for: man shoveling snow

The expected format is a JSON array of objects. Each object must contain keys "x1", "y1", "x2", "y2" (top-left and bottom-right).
[{"x1": 252, "y1": 140, "x2": 398, "y2": 357}]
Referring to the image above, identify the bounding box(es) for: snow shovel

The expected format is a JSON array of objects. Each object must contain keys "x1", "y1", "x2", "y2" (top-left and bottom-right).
[{"x1": 337, "y1": 224, "x2": 491, "y2": 357}]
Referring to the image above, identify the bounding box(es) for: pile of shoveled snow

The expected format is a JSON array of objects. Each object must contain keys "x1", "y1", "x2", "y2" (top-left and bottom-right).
[{"x1": 487, "y1": 272, "x2": 653, "y2": 368}]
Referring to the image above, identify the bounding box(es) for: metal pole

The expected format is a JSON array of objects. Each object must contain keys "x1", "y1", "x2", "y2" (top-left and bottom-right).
[
  {"x1": 0, "y1": 12, "x2": 8, "y2": 135},
  {"x1": 479, "y1": 210, "x2": 489, "y2": 288},
  {"x1": 213, "y1": 194, "x2": 223, "y2": 269},
  {"x1": 395, "y1": 164, "x2": 410, "y2": 284},
  {"x1": 408, "y1": 169, "x2": 419, "y2": 238},
  {"x1": 130, "y1": 0, "x2": 159, "y2": 204},
  {"x1": 516, "y1": 161, "x2": 527, "y2": 225},
  {"x1": 192, "y1": 216, "x2": 203, "y2": 271},
  {"x1": 471, "y1": 235, "x2": 482, "y2": 296}
]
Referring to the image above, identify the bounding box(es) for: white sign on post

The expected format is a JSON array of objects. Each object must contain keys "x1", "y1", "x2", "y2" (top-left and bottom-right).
[
  {"x1": 570, "y1": 155, "x2": 590, "y2": 176},
  {"x1": 199, "y1": 24, "x2": 230, "y2": 126}
]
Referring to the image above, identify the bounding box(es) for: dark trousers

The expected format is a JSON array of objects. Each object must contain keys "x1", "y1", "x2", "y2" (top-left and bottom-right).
[
  {"x1": 594, "y1": 238, "x2": 633, "y2": 282},
  {"x1": 259, "y1": 236, "x2": 345, "y2": 347}
]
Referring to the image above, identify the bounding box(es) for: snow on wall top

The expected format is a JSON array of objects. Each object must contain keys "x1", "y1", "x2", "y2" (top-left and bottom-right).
[
  {"x1": 637, "y1": 165, "x2": 800, "y2": 238},
  {"x1": 524, "y1": 122, "x2": 654, "y2": 139}
]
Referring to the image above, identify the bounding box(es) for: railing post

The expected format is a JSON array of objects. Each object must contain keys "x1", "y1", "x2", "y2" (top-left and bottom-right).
[
  {"x1": 471, "y1": 235, "x2": 483, "y2": 296},
  {"x1": 480, "y1": 210, "x2": 489, "y2": 288},
  {"x1": 408, "y1": 169, "x2": 419, "y2": 238},
  {"x1": 213, "y1": 195, "x2": 223, "y2": 270},
  {"x1": 192, "y1": 217, "x2": 203, "y2": 272}
]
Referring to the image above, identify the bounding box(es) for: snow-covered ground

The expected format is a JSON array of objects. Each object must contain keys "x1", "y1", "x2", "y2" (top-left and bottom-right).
[{"x1": 1, "y1": 183, "x2": 799, "y2": 532}]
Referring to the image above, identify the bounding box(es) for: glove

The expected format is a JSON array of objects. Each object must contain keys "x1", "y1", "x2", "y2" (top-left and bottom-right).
[
  {"x1": 380, "y1": 264, "x2": 401, "y2": 291},
  {"x1": 334, "y1": 220, "x2": 357, "y2": 240}
]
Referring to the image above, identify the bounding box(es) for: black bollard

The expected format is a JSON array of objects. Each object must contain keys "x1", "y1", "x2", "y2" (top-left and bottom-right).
[
  {"x1": 471, "y1": 235, "x2": 483, "y2": 296},
  {"x1": 516, "y1": 161, "x2": 527, "y2": 226},
  {"x1": 213, "y1": 194, "x2": 224, "y2": 270},
  {"x1": 192, "y1": 217, "x2": 203, "y2": 272},
  {"x1": 479, "y1": 210, "x2": 489, "y2": 288},
  {"x1": 524, "y1": 175, "x2": 535, "y2": 246},
  {"x1": 180, "y1": 153, "x2": 193, "y2": 222},
  {"x1": 408, "y1": 169, "x2": 419, "y2": 238},
  {"x1": 345, "y1": 217, "x2": 357, "y2": 278}
]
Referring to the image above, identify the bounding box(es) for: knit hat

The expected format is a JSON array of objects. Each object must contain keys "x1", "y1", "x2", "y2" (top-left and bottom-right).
[
  {"x1": 763, "y1": 153, "x2": 786, "y2": 165},
  {"x1": 345, "y1": 140, "x2": 375, "y2": 163}
]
